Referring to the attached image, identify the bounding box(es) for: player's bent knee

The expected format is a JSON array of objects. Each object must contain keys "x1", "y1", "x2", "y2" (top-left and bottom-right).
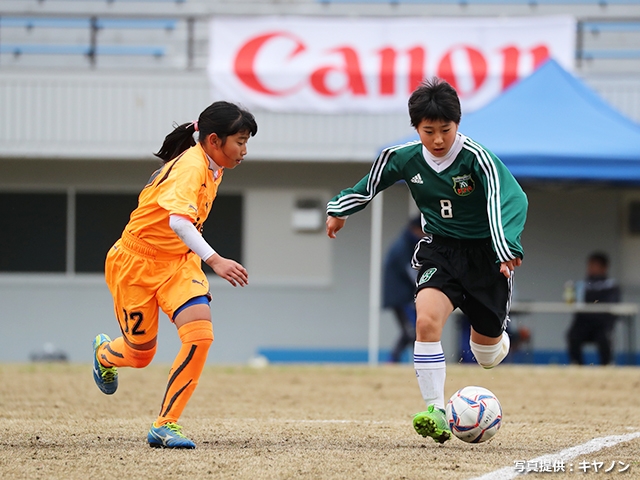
[
  {"x1": 125, "y1": 344, "x2": 156, "y2": 368},
  {"x1": 470, "y1": 332, "x2": 510, "y2": 369},
  {"x1": 469, "y1": 341, "x2": 501, "y2": 368},
  {"x1": 178, "y1": 319, "x2": 214, "y2": 347}
]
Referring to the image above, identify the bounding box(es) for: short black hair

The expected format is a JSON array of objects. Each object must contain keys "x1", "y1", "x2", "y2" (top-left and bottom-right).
[
  {"x1": 408, "y1": 77, "x2": 461, "y2": 128},
  {"x1": 588, "y1": 251, "x2": 609, "y2": 268}
]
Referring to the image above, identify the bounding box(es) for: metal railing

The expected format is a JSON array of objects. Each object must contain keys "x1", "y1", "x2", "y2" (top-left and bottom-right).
[
  {"x1": 576, "y1": 19, "x2": 640, "y2": 65},
  {"x1": 319, "y1": 0, "x2": 640, "y2": 4},
  {"x1": 1, "y1": 13, "x2": 640, "y2": 70}
]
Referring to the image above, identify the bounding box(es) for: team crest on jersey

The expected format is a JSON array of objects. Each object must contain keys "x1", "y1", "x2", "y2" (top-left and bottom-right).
[
  {"x1": 418, "y1": 268, "x2": 437, "y2": 285},
  {"x1": 452, "y1": 174, "x2": 475, "y2": 196}
]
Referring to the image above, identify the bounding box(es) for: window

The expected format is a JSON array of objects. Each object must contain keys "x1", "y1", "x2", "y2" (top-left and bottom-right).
[
  {"x1": 0, "y1": 190, "x2": 244, "y2": 274},
  {"x1": 0, "y1": 192, "x2": 67, "y2": 272},
  {"x1": 75, "y1": 193, "x2": 139, "y2": 273},
  {"x1": 628, "y1": 201, "x2": 640, "y2": 235},
  {"x1": 201, "y1": 194, "x2": 243, "y2": 269}
]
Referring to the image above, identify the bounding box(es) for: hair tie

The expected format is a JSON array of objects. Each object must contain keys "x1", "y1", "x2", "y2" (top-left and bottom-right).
[{"x1": 192, "y1": 120, "x2": 199, "y2": 132}]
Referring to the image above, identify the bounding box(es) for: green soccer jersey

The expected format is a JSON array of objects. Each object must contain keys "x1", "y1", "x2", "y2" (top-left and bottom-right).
[{"x1": 327, "y1": 133, "x2": 528, "y2": 263}]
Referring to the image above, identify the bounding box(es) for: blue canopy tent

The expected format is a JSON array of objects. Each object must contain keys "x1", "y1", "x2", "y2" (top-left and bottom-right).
[{"x1": 391, "y1": 58, "x2": 640, "y2": 183}]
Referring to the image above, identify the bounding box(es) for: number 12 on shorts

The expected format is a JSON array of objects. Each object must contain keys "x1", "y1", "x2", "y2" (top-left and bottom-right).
[
  {"x1": 120, "y1": 308, "x2": 146, "y2": 336},
  {"x1": 440, "y1": 199, "x2": 453, "y2": 218}
]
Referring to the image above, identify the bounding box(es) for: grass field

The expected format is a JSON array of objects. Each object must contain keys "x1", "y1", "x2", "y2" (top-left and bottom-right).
[{"x1": 1, "y1": 363, "x2": 639, "y2": 479}]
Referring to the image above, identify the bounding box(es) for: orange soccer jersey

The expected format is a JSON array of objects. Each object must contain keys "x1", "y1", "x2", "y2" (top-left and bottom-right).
[
  {"x1": 127, "y1": 142, "x2": 224, "y2": 254},
  {"x1": 104, "y1": 143, "x2": 223, "y2": 347}
]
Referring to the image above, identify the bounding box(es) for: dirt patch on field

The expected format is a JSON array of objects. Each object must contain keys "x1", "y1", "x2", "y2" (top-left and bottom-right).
[{"x1": 0, "y1": 363, "x2": 638, "y2": 479}]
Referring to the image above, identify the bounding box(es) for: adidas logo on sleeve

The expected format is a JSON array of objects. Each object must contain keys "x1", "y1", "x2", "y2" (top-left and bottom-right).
[{"x1": 410, "y1": 173, "x2": 423, "y2": 184}]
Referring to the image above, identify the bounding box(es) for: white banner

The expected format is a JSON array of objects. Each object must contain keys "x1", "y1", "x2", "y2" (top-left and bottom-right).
[{"x1": 209, "y1": 16, "x2": 575, "y2": 113}]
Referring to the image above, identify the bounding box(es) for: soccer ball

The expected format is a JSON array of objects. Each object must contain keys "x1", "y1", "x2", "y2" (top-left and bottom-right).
[{"x1": 445, "y1": 386, "x2": 502, "y2": 443}]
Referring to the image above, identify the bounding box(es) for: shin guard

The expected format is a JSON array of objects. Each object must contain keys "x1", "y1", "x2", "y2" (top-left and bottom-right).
[
  {"x1": 97, "y1": 336, "x2": 156, "y2": 369},
  {"x1": 156, "y1": 320, "x2": 213, "y2": 426}
]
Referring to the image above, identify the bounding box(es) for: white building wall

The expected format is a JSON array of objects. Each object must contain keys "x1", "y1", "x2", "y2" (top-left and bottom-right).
[
  {"x1": 1, "y1": 156, "x2": 638, "y2": 363},
  {"x1": 0, "y1": 159, "x2": 418, "y2": 363},
  {"x1": 0, "y1": 71, "x2": 639, "y2": 162},
  {"x1": 0, "y1": 71, "x2": 414, "y2": 161}
]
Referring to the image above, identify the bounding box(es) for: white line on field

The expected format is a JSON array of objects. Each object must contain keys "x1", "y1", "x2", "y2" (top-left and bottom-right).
[{"x1": 469, "y1": 431, "x2": 640, "y2": 480}]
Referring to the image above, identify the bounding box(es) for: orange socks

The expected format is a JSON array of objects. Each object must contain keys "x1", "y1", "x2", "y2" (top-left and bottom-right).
[
  {"x1": 155, "y1": 320, "x2": 214, "y2": 426},
  {"x1": 97, "y1": 336, "x2": 156, "y2": 368},
  {"x1": 97, "y1": 320, "x2": 213, "y2": 426}
]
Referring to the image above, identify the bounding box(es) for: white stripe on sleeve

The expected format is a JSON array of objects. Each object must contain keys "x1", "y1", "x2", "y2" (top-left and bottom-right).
[
  {"x1": 327, "y1": 141, "x2": 419, "y2": 215},
  {"x1": 463, "y1": 140, "x2": 514, "y2": 262}
]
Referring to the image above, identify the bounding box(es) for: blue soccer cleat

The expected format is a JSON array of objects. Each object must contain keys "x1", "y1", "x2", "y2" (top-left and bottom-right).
[
  {"x1": 92, "y1": 334, "x2": 118, "y2": 395},
  {"x1": 147, "y1": 422, "x2": 196, "y2": 449}
]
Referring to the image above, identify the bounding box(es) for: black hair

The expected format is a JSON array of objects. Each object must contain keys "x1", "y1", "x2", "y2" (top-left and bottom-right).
[
  {"x1": 154, "y1": 101, "x2": 258, "y2": 163},
  {"x1": 588, "y1": 251, "x2": 609, "y2": 268},
  {"x1": 408, "y1": 77, "x2": 461, "y2": 128}
]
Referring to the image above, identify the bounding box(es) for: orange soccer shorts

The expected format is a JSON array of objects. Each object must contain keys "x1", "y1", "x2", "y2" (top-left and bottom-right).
[{"x1": 104, "y1": 230, "x2": 211, "y2": 348}]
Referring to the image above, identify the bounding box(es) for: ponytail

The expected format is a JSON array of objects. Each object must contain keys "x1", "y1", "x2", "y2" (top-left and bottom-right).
[
  {"x1": 154, "y1": 101, "x2": 257, "y2": 163},
  {"x1": 154, "y1": 122, "x2": 198, "y2": 163}
]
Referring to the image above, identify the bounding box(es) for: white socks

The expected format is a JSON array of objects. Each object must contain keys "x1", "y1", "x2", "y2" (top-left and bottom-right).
[
  {"x1": 470, "y1": 331, "x2": 510, "y2": 369},
  {"x1": 413, "y1": 332, "x2": 509, "y2": 410},
  {"x1": 414, "y1": 341, "x2": 446, "y2": 410}
]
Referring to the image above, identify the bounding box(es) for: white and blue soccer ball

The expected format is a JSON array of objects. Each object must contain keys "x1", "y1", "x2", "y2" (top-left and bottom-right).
[{"x1": 445, "y1": 386, "x2": 502, "y2": 443}]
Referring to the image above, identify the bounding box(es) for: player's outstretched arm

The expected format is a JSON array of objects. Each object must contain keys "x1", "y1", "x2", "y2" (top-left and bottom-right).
[
  {"x1": 499, "y1": 257, "x2": 522, "y2": 279},
  {"x1": 326, "y1": 216, "x2": 346, "y2": 239},
  {"x1": 206, "y1": 253, "x2": 248, "y2": 287}
]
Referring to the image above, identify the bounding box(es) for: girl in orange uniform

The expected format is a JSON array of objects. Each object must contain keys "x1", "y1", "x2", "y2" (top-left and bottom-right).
[{"x1": 92, "y1": 101, "x2": 257, "y2": 449}]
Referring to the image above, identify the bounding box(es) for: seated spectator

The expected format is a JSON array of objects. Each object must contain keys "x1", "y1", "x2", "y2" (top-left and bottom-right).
[{"x1": 566, "y1": 252, "x2": 621, "y2": 365}]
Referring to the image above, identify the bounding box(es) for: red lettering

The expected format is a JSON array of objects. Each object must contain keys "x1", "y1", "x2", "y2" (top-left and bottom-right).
[
  {"x1": 379, "y1": 46, "x2": 426, "y2": 95},
  {"x1": 310, "y1": 47, "x2": 367, "y2": 97},
  {"x1": 501, "y1": 46, "x2": 519, "y2": 90},
  {"x1": 232, "y1": 32, "x2": 554, "y2": 103},
  {"x1": 531, "y1": 46, "x2": 550, "y2": 66},
  {"x1": 234, "y1": 32, "x2": 305, "y2": 95},
  {"x1": 408, "y1": 46, "x2": 426, "y2": 92},
  {"x1": 378, "y1": 48, "x2": 396, "y2": 95},
  {"x1": 437, "y1": 46, "x2": 487, "y2": 97},
  {"x1": 500, "y1": 45, "x2": 550, "y2": 89}
]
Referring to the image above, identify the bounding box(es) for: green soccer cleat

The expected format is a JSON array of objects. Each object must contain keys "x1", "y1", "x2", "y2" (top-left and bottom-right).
[
  {"x1": 92, "y1": 333, "x2": 118, "y2": 395},
  {"x1": 413, "y1": 405, "x2": 451, "y2": 444},
  {"x1": 148, "y1": 422, "x2": 196, "y2": 449}
]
